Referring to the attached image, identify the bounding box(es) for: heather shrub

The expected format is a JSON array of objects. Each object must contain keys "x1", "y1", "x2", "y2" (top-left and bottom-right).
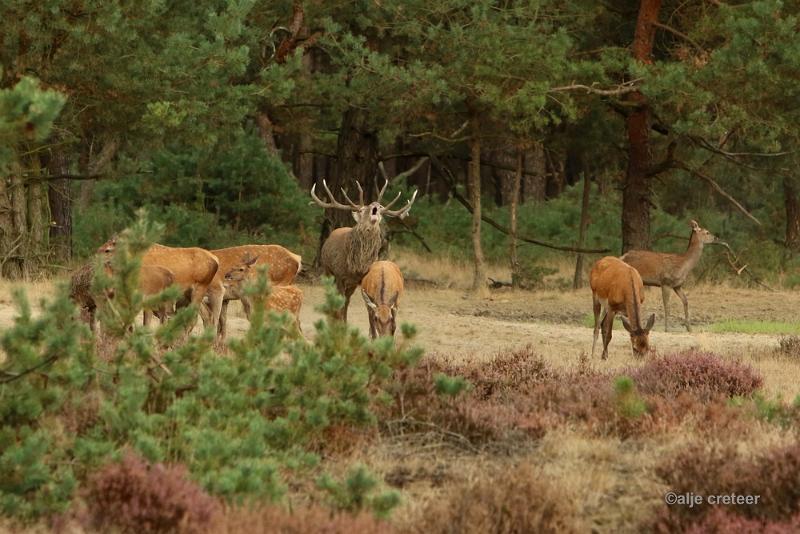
[
  {"x1": 628, "y1": 350, "x2": 763, "y2": 400},
  {"x1": 680, "y1": 509, "x2": 800, "y2": 534},
  {"x1": 413, "y1": 464, "x2": 577, "y2": 534},
  {"x1": 79, "y1": 451, "x2": 221, "y2": 533},
  {"x1": 777, "y1": 335, "x2": 800, "y2": 358},
  {"x1": 654, "y1": 440, "x2": 800, "y2": 530}
]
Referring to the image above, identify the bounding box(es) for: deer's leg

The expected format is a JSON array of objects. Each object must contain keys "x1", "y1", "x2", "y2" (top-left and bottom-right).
[
  {"x1": 674, "y1": 286, "x2": 691, "y2": 332},
  {"x1": 218, "y1": 300, "x2": 229, "y2": 339},
  {"x1": 241, "y1": 296, "x2": 252, "y2": 321},
  {"x1": 601, "y1": 310, "x2": 615, "y2": 360},
  {"x1": 368, "y1": 308, "x2": 377, "y2": 339},
  {"x1": 206, "y1": 282, "x2": 224, "y2": 339},
  {"x1": 661, "y1": 285, "x2": 671, "y2": 332},
  {"x1": 592, "y1": 294, "x2": 601, "y2": 357},
  {"x1": 143, "y1": 310, "x2": 152, "y2": 327},
  {"x1": 342, "y1": 284, "x2": 356, "y2": 323}
]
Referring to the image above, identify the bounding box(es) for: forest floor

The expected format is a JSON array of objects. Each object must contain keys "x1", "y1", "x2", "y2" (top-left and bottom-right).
[{"x1": 2, "y1": 277, "x2": 800, "y2": 532}]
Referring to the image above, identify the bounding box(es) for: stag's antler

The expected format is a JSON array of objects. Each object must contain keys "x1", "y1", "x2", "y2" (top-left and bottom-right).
[
  {"x1": 310, "y1": 180, "x2": 360, "y2": 211},
  {"x1": 381, "y1": 189, "x2": 418, "y2": 218}
]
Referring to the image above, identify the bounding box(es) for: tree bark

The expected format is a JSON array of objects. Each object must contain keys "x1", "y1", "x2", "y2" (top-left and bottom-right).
[
  {"x1": 573, "y1": 172, "x2": 592, "y2": 289},
  {"x1": 314, "y1": 107, "x2": 379, "y2": 264},
  {"x1": 469, "y1": 117, "x2": 486, "y2": 294},
  {"x1": 47, "y1": 144, "x2": 72, "y2": 263},
  {"x1": 510, "y1": 150, "x2": 523, "y2": 287},
  {"x1": 78, "y1": 136, "x2": 119, "y2": 209},
  {"x1": 522, "y1": 143, "x2": 547, "y2": 203},
  {"x1": 785, "y1": 176, "x2": 800, "y2": 253},
  {"x1": 622, "y1": 0, "x2": 662, "y2": 253}
]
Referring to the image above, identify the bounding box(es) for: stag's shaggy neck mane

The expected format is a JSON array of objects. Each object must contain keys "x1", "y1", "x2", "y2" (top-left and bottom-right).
[{"x1": 346, "y1": 223, "x2": 382, "y2": 275}]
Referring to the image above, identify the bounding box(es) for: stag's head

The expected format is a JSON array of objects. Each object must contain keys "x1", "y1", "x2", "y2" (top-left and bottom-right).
[
  {"x1": 310, "y1": 178, "x2": 418, "y2": 230},
  {"x1": 690, "y1": 220, "x2": 719, "y2": 245},
  {"x1": 361, "y1": 290, "x2": 398, "y2": 337},
  {"x1": 621, "y1": 313, "x2": 656, "y2": 357}
]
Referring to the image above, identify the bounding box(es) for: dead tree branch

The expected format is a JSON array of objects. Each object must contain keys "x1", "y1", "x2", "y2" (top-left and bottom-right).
[
  {"x1": 548, "y1": 78, "x2": 643, "y2": 96},
  {"x1": 716, "y1": 241, "x2": 775, "y2": 291},
  {"x1": 673, "y1": 160, "x2": 761, "y2": 226}
]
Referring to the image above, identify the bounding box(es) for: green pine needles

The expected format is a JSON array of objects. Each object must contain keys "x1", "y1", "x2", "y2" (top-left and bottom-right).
[{"x1": 0, "y1": 213, "x2": 422, "y2": 521}]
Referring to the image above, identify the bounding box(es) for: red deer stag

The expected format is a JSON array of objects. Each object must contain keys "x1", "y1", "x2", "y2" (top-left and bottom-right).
[
  {"x1": 590, "y1": 256, "x2": 655, "y2": 360},
  {"x1": 97, "y1": 238, "x2": 223, "y2": 333},
  {"x1": 223, "y1": 254, "x2": 303, "y2": 332},
  {"x1": 621, "y1": 220, "x2": 719, "y2": 332},
  {"x1": 202, "y1": 244, "x2": 302, "y2": 339},
  {"x1": 360, "y1": 260, "x2": 404, "y2": 339},
  {"x1": 310, "y1": 178, "x2": 417, "y2": 321}
]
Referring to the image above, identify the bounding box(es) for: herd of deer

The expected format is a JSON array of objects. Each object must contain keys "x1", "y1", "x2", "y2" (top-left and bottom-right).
[
  {"x1": 70, "y1": 176, "x2": 720, "y2": 357},
  {"x1": 69, "y1": 178, "x2": 414, "y2": 342}
]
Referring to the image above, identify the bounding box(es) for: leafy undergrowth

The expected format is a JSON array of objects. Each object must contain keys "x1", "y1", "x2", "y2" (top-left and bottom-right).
[{"x1": 0, "y1": 214, "x2": 419, "y2": 528}]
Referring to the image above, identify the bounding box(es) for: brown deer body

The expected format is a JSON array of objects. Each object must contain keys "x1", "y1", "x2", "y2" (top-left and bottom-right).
[
  {"x1": 223, "y1": 254, "x2": 303, "y2": 332},
  {"x1": 97, "y1": 239, "x2": 223, "y2": 333},
  {"x1": 590, "y1": 256, "x2": 655, "y2": 359},
  {"x1": 70, "y1": 263, "x2": 177, "y2": 330},
  {"x1": 203, "y1": 244, "x2": 302, "y2": 339},
  {"x1": 311, "y1": 178, "x2": 417, "y2": 322},
  {"x1": 360, "y1": 260, "x2": 404, "y2": 339},
  {"x1": 621, "y1": 220, "x2": 718, "y2": 332}
]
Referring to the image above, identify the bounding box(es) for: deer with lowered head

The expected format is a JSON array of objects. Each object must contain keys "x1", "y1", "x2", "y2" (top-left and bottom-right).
[
  {"x1": 590, "y1": 256, "x2": 655, "y2": 360},
  {"x1": 310, "y1": 178, "x2": 417, "y2": 322},
  {"x1": 361, "y1": 260, "x2": 404, "y2": 339},
  {"x1": 621, "y1": 219, "x2": 719, "y2": 332}
]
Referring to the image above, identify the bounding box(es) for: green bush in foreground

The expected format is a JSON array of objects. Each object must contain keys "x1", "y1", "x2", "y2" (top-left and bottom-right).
[{"x1": 0, "y1": 214, "x2": 421, "y2": 522}]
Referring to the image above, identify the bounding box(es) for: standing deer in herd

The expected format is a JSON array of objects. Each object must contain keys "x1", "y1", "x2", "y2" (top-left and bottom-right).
[
  {"x1": 310, "y1": 178, "x2": 417, "y2": 321},
  {"x1": 590, "y1": 256, "x2": 655, "y2": 360},
  {"x1": 621, "y1": 220, "x2": 719, "y2": 332},
  {"x1": 223, "y1": 253, "x2": 304, "y2": 333},
  {"x1": 201, "y1": 244, "x2": 302, "y2": 339},
  {"x1": 360, "y1": 260, "x2": 404, "y2": 339},
  {"x1": 97, "y1": 238, "x2": 224, "y2": 334}
]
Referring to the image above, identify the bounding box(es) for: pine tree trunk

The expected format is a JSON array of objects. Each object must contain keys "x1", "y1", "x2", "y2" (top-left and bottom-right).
[
  {"x1": 0, "y1": 165, "x2": 18, "y2": 279},
  {"x1": 622, "y1": 0, "x2": 662, "y2": 253},
  {"x1": 785, "y1": 176, "x2": 800, "y2": 253},
  {"x1": 573, "y1": 172, "x2": 592, "y2": 289},
  {"x1": 47, "y1": 145, "x2": 72, "y2": 263},
  {"x1": 8, "y1": 164, "x2": 27, "y2": 278},
  {"x1": 522, "y1": 143, "x2": 546, "y2": 203},
  {"x1": 469, "y1": 117, "x2": 486, "y2": 294},
  {"x1": 27, "y1": 156, "x2": 48, "y2": 274},
  {"x1": 510, "y1": 150, "x2": 523, "y2": 288},
  {"x1": 315, "y1": 107, "x2": 379, "y2": 264}
]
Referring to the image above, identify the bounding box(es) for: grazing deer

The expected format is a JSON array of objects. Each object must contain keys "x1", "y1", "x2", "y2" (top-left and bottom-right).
[
  {"x1": 360, "y1": 260, "x2": 404, "y2": 339},
  {"x1": 97, "y1": 238, "x2": 223, "y2": 333},
  {"x1": 310, "y1": 178, "x2": 417, "y2": 321},
  {"x1": 590, "y1": 256, "x2": 655, "y2": 360},
  {"x1": 223, "y1": 254, "x2": 303, "y2": 332},
  {"x1": 621, "y1": 220, "x2": 719, "y2": 332},
  {"x1": 202, "y1": 244, "x2": 302, "y2": 339}
]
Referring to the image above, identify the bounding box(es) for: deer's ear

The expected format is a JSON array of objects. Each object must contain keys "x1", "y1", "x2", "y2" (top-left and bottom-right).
[
  {"x1": 246, "y1": 254, "x2": 259, "y2": 266},
  {"x1": 361, "y1": 289, "x2": 377, "y2": 309},
  {"x1": 644, "y1": 313, "x2": 656, "y2": 331},
  {"x1": 621, "y1": 315, "x2": 633, "y2": 333},
  {"x1": 352, "y1": 210, "x2": 361, "y2": 223},
  {"x1": 690, "y1": 219, "x2": 700, "y2": 230}
]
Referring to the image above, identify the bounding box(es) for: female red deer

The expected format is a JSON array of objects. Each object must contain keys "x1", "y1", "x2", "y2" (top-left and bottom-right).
[{"x1": 590, "y1": 256, "x2": 655, "y2": 360}]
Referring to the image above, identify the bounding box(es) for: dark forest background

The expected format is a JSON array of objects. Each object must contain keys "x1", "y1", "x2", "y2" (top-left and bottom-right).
[{"x1": 3, "y1": 0, "x2": 800, "y2": 288}]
